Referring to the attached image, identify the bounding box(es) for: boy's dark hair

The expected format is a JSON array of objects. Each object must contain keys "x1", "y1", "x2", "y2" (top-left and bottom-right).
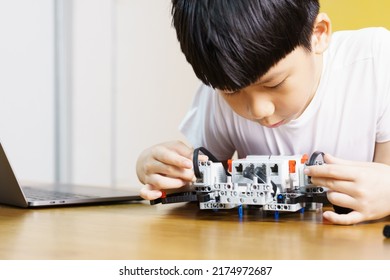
[{"x1": 171, "y1": 0, "x2": 320, "y2": 91}]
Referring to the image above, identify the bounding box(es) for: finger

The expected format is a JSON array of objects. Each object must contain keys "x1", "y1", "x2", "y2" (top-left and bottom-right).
[
  {"x1": 324, "y1": 154, "x2": 371, "y2": 167},
  {"x1": 323, "y1": 210, "x2": 364, "y2": 225},
  {"x1": 326, "y1": 191, "x2": 358, "y2": 209},
  {"x1": 171, "y1": 141, "x2": 196, "y2": 158},
  {"x1": 305, "y1": 163, "x2": 358, "y2": 181},
  {"x1": 310, "y1": 176, "x2": 358, "y2": 196},
  {"x1": 145, "y1": 173, "x2": 193, "y2": 190},
  {"x1": 170, "y1": 142, "x2": 210, "y2": 163},
  {"x1": 153, "y1": 146, "x2": 193, "y2": 169},
  {"x1": 146, "y1": 160, "x2": 196, "y2": 182},
  {"x1": 140, "y1": 186, "x2": 162, "y2": 200}
]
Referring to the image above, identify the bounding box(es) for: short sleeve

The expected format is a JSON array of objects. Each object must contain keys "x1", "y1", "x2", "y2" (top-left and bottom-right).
[
  {"x1": 179, "y1": 84, "x2": 236, "y2": 160},
  {"x1": 374, "y1": 28, "x2": 390, "y2": 143}
]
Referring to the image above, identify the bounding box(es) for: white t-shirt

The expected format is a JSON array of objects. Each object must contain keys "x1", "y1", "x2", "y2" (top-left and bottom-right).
[{"x1": 179, "y1": 27, "x2": 390, "y2": 162}]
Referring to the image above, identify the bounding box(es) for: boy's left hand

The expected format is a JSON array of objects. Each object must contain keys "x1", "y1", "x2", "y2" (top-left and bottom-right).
[{"x1": 304, "y1": 154, "x2": 390, "y2": 225}]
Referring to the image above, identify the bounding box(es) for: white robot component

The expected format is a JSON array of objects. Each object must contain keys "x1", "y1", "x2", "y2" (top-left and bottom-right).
[{"x1": 151, "y1": 148, "x2": 328, "y2": 214}]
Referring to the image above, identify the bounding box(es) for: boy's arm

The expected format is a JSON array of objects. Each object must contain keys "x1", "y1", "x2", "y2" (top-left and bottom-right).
[
  {"x1": 373, "y1": 141, "x2": 390, "y2": 165},
  {"x1": 304, "y1": 142, "x2": 390, "y2": 225}
]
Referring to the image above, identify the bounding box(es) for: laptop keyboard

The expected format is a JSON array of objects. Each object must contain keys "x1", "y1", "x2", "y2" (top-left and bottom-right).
[{"x1": 23, "y1": 187, "x2": 96, "y2": 201}]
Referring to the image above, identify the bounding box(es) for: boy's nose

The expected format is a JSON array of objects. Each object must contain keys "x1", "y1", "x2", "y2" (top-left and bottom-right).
[{"x1": 247, "y1": 96, "x2": 275, "y2": 120}]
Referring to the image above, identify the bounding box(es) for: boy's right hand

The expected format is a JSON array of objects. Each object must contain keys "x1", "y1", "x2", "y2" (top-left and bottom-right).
[{"x1": 136, "y1": 141, "x2": 197, "y2": 200}]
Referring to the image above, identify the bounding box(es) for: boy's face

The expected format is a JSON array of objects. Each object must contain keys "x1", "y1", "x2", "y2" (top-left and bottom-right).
[{"x1": 218, "y1": 46, "x2": 322, "y2": 128}]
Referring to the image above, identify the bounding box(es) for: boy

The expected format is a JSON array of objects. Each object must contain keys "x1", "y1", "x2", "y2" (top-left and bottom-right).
[{"x1": 136, "y1": 0, "x2": 390, "y2": 225}]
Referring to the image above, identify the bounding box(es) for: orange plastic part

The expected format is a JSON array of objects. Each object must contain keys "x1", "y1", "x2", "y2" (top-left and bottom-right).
[
  {"x1": 227, "y1": 159, "x2": 233, "y2": 173},
  {"x1": 301, "y1": 154, "x2": 309, "y2": 164},
  {"x1": 289, "y1": 160, "x2": 296, "y2": 173}
]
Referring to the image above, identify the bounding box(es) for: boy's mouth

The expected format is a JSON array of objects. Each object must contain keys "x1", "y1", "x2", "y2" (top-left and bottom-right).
[{"x1": 264, "y1": 119, "x2": 285, "y2": 128}]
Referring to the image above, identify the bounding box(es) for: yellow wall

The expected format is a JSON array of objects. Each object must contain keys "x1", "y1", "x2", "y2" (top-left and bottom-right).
[{"x1": 320, "y1": 0, "x2": 390, "y2": 30}]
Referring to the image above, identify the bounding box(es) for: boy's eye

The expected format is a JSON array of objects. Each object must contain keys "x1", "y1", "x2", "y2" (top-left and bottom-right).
[
  {"x1": 263, "y1": 79, "x2": 285, "y2": 89},
  {"x1": 222, "y1": 90, "x2": 240, "y2": 97}
]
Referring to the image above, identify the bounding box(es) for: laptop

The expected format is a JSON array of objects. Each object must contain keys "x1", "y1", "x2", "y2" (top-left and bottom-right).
[{"x1": 0, "y1": 142, "x2": 143, "y2": 207}]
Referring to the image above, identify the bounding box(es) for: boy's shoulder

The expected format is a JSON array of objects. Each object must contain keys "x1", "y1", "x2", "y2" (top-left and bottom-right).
[
  {"x1": 331, "y1": 27, "x2": 390, "y2": 46},
  {"x1": 332, "y1": 27, "x2": 389, "y2": 45},
  {"x1": 328, "y1": 27, "x2": 390, "y2": 66}
]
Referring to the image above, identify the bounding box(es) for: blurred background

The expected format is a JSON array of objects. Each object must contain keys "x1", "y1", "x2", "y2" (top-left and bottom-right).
[
  {"x1": 321, "y1": 0, "x2": 390, "y2": 30},
  {"x1": 0, "y1": 0, "x2": 389, "y2": 190}
]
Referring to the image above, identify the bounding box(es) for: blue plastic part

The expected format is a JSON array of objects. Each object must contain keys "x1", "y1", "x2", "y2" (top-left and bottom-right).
[
  {"x1": 274, "y1": 211, "x2": 279, "y2": 220},
  {"x1": 238, "y1": 205, "x2": 243, "y2": 218}
]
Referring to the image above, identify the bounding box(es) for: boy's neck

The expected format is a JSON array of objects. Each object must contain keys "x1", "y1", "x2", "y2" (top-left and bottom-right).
[{"x1": 313, "y1": 53, "x2": 324, "y2": 96}]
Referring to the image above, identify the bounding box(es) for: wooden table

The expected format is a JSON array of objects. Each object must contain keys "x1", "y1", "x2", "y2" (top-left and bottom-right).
[{"x1": 0, "y1": 201, "x2": 389, "y2": 259}]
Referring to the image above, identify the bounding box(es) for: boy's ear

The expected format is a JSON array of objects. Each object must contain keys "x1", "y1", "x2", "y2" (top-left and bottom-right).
[{"x1": 311, "y1": 13, "x2": 332, "y2": 54}]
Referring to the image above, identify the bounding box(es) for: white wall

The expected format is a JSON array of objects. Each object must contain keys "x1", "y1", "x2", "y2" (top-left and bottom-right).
[
  {"x1": 0, "y1": 0, "x2": 55, "y2": 182},
  {"x1": 70, "y1": 0, "x2": 199, "y2": 189},
  {"x1": 71, "y1": 0, "x2": 114, "y2": 186},
  {"x1": 0, "y1": 0, "x2": 199, "y2": 189},
  {"x1": 114, "y1": 0, "x2": 199, "y2": 188}
]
